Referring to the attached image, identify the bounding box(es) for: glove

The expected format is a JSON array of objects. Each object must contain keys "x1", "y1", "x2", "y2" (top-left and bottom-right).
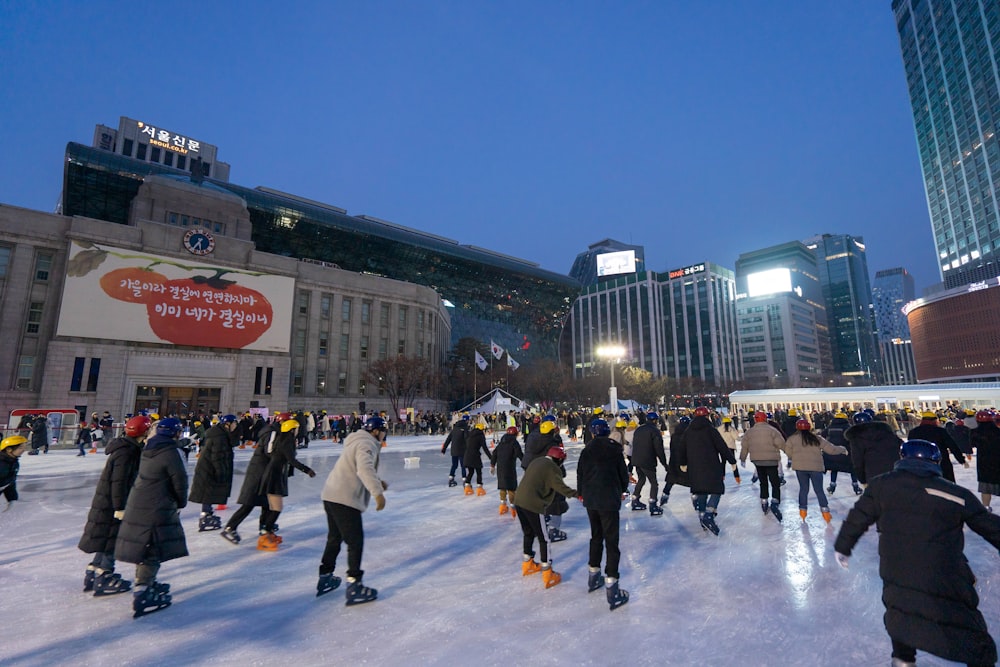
[
  {"x1": 679, "y1": 465, "x2": 688, "y2": 473},
  {"x1": 380, "y1": 480, "x2": 389, "y2": 491},
  {"x1": 113, "y1": 510, "x2": 125, "y2": 520},
  {"x1": 740, "y1": 460, "x2": 746, "y2": 469},
  {"x1": 440, "y1": 446, "x2": 446, "y2": 455},
  {"x1": 374, "y1": 494, "x2": 386, "y2": 511},
  {"x1": 835, "y1": 552, "x2": 850, "y2": 569},
  {"x1": 306, "y1": 467, "x2": 317, "y2": 478},
  {"x1": 490, "y1": 466, "x2": 496, "y2": 475}
]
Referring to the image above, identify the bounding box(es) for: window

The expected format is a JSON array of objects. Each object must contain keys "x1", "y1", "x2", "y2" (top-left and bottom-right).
[
  {"x1": 34, "y1": 253, "x2": 53, "y2": 281},
  {"x1": 292, "y1": 371, "x2": 303, "y2": 395},
  {"x1": 0, "y1": 246, "x2": 10, "y2": 277},
  {"x1": 418, "y1": 310, "x2": 425, "y2": 329},
  {"x1": 359, "y1": 378, "x2": 367, "y2": 396},
  {"x1": 361, "y1": 301, "x2": 371, "y2": 325},
  {"x1": 380, "y1": 304, "x2": 390, "y2": 326},
  {"x1": 264, "y1": 367, "x2": 273, "y2": 395},
  {"x1": 342, "y1": 298, "x2": 352, "y2": 321},
  {"x1": 203, "y1": 162, "x2": 211, "y2": 175},
  {"x1": 137, "y1": 143, "x2": 147, "y2": 160},
  {"x1": 16, "y1": 356, "x2": 34, "y2": 389},
  {"x1": 297, "y1": 290, "x2": 309, "y2": 315},
  {"x1": 86, "y1": 358, "x2": 101, "y2": 392},
  {"x1": 379, "y1": 337, "x2": 388, "y2": 359},
  {"x1": 398, "y1": 306, "x2": 408, "y2": 329},
  {"x1": 294, "y1": 330, "x2": 306, "y2": 355},
  {"x1": 317, "y1": 371, "x2": 326, "y2": 395},
  {"x1": 71, "y1": 357, "x2": 85, "y2": 392},
  {"x1": 398, "y1": 339, "x2": 406, "y2": 354},
  {"x1": 338, "y1": 372, "x2": 347, "y2": 394},
  {"x1": 122, "y1": 138, "x2": 134, "y2": 157},
  {"x1": 254, "y1": 366, "x2": 264, "y2": 394},
  {"x1": 177, "y1": 155, "x2": 186, "y2": 171},
  {"x1": 360, "y1": 335, "x2": 369, "y2": 360},
  {"x1": 151, "y1": 146, "x2": 161, "y2": 163},
  {"x1": 319, "y1": 333, "x2": 328, "y2": 356},
  {"x1": 340, "y1": 333, "x2": 350, "y2": 360},
  {"x1": 321, "y1": 295, "x2": 331, "y2": 319},
  {"x1": 164, "y1": 152, "x2": 174, "y2": 167},
  {"x1": 26, "y1": 302, "x2": 43, "y2": 334}
]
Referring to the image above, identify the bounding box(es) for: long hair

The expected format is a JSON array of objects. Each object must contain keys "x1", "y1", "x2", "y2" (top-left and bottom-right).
[{"x1": 799, "y1": 429, "x2": 821, "y2": 447}]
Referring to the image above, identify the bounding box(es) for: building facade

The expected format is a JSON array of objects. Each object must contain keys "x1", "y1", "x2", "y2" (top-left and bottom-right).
[
  {"x1": 893, "y1": 0, "x2": 1000, "y2": 288},
  {"x1": 569, "y1": 238, "x2": 646, "y2": 287},
  {"x1": 92, "y1": 117, "x2": 231, "y2": 182},
  {"x1": 873, "y1": 267, "x2": 918, "y2": 384}
]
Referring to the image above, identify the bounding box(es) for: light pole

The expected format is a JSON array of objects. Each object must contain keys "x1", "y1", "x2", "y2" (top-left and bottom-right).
[{"x1": 596, "y1": 344, "x2": 627, "y2": 413}]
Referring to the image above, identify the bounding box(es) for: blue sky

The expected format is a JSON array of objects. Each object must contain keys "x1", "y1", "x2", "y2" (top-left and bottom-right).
[{"x1": 0, "y1": 1, "x2": 938, "y2": 291}]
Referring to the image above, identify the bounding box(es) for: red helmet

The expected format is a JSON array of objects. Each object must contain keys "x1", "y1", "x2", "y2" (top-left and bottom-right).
[
  {"x1": 275, "y1": 412, "x2": 293, "y2": 422},
  {"x1": 506, "y1": 426, "x2": 518, "y2": 435},
  {"x1": 694, "y1": 406, "x2": 709, "y2": 417},
  {"x1": 795, "y1": 419, "x2": 811, "y2": 431},
  {"x1": 124, "y1": 415, "x2": 152, "y2": 438},
  {"x1": 754, "y1": 411, "x2": 767, "y2": 423},
  {"x1": 547, "y1": 446, "x2": 567, "y2": 461},
  {"x1": 976, "y1": 410, "x2": 995, "y2": 423}
]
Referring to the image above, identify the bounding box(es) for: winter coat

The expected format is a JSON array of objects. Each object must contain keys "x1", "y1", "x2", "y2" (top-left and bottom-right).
[
  {"x1": 739, "y1": 423, "x2": 785, "y2": 465},
  {"x1": 951, "y1": 422, "x2": 973, "y2": 456},
  {"x1": 513, "y1": 456, "x2": 577, "y2": 515},
  {"x1": 490, "y1": 433, "x2": 523, "y2": 491},
  {"x1": 676, "y1": 416, "x2": 735, "y2": 495},
  {"x1": 522, "y1": 430, "x2": 560, "y2": 470},
  {"x1": 321, "y1": 429, "x2": 384, "y2": 512},
  {"x1": 441, "y1": 423, "x2": 468, "y2": 457},
  {"x1": 783, "y1": 432, "x2": 846, "y2": 472},
  {"x1": 0, "y1": 449, "x2": 20, "y2": 502},
  {"x1": 114, "y1": 435, "x2": 189, "y2": 564},
  {"x1": 907, "y1": 423, "x2": 965, "y2": 482},
  {"x1": 236, "y1": 426, "x2": 274, "y2": 506},
  {"x1": 258, "y1": 430, "x2": 314, "y2": 497},
  {"x1": 578, "y1": 436, "x2": 628, "y2": 512},
  {"x1": 463, "y1": 428, "x2": 491, "y2": 468},
  {"x1": 664, "y1": 422, "x2": 690, "y2": 488},
  {"x1": 630, "y1": 423, "x2": 666, "y2": 470},
  {"x1": 188, "y1": 424, "x2": 237, "y2": 505},
  {"x1": 834, "y1": 458, "x2": 1000, "y2": 666},
  {"x1": 31, "y1": 420, "x2": 47, "y2": 450},
  {"x1": 77, "y1": 436, "x2": 143, "y2": 554},
  {"x1": 971, "y1": 421, "x2": 1000, "y2": 486},
  {"x1": 845, "y1": 421, "x2": 901, "y2": 484},
  {"x1": 717, "y1": 425, "x2": 737, "y2": 452}
]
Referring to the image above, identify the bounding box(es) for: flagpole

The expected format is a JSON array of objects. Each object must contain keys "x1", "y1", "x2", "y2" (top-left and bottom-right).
[{"x1": 505, "y1": 352, "x2": 510, "y2": 390}]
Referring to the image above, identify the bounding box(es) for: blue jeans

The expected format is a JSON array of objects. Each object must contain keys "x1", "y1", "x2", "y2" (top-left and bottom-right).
[
  {"x1": 448, "y1": 456, "x2": 466, "y2": 479},
  {"x1": 796, "y1": 470, "x2": 829, "y2": 509},
  {"x1": 694, "y1": 493, "x2": 721, "y2": 513}
]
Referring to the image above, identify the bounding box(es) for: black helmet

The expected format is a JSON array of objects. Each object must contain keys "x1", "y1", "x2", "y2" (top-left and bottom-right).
[{"x1": 900, "y1": 438, "x2": 941, "y2": 462}]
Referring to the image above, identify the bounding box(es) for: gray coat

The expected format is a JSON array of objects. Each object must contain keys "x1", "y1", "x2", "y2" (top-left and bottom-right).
[{"x1": 321, "y1": 430, "x2": 384, "y2": 512}]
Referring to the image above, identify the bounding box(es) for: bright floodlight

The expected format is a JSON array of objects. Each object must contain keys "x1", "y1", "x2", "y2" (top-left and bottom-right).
[{"x1": 596, "y1": 345, "x2": 626, "y2": 359}]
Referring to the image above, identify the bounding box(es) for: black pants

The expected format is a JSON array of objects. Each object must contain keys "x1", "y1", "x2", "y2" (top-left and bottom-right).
[
  {"x1": 515, "y1": 507, "x2": 548, "y2": 563},
  {"x1": 464, "y1": 465, "x2": 483, "y2": 486},
  {"x1": 320, "y1": 501, "x2": 365, "y2": 580},
  {"x1": 586, "y1": 508, "x2": 621, "y2": 579},
  {"x1": 633, "y1": 466, "x2": 658, "y2": 500},
  {"x1": 226, "y1": 501, "x2": 267, "y2": 532},
  {"x1": 756, "y1": 464, "x2": 781, "y2": 502}
]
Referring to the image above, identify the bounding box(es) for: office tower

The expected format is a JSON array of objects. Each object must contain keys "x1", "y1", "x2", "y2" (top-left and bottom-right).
[
  {"x1": 569, "y1": 239, "x2": 645, "y2": 287},
  {"x1": 873, "y1": 267, "x2": 918, "y2": 384}
]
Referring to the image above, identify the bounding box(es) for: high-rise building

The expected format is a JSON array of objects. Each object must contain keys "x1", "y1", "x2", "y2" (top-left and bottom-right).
[
  {"x1": 569, "y1": 239, "x2": 645, "y2": 287},
  {"x1": 873, "y1": 267, "x2": 918, "y2": 384},
  {"x1": 804, "y1": 234, "x2": 879, "y2": 383},
  {"x1": 892, "y1": 0, "x2": 1000, "y2": 288}
]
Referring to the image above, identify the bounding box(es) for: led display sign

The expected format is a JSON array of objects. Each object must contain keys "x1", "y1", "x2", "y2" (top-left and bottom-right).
[
  {"x1": 746, "y1": 268, "x2": 792, "y2": 297},
  {"x1": 668, "y1": 263, "x2": 705, "y2": 279},
  {"x1": 596, "y1": 250, "x2": 637, "y2": 277}
]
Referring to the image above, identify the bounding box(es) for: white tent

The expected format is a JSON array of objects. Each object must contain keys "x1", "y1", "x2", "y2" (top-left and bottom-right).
[
  {"x1": 462, "y1": 388, "x2": 529, "y2": 415},
  {"x1": 602, "y1": 398, "x2": 644, "y2": 413}
]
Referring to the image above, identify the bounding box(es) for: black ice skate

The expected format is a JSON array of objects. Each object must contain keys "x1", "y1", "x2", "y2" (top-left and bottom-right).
[
  {"x1": 587, "y1": 570, "x2": 605, "y2": 593},
  {"x1": 660, "y1": 493, "x2": 669, "y2": 505},
  {"x1": 649, "y1": 500, "x2": 663, "y2": 516},
  {"x1": 316, "y1": 573, "x2": 342, "y2": 597},
  {"x1": 630, "y1": 498, "x2": 647, "y2": 511},
  {"x1": 761, "y1": 499, "x2": 769, "y2": 515},
  {"x1": 448, "y1": 477, "x2": 458, "y2": 488},
  {"x1": 221, "y1": 527, "x2": 241, "y2": 544},
  {"x1": 699, "y1": 512, "x2": 720, "y2": 536},
  {"x1": 199, "y1": 513, "x2": 222, "y2": 532},
  {"x1": 769, "y1": 501, "x2": 783, "y2": 522},
  {"x1": 345, "y1": 579, "x2": 378, "y2": 606},
  {"x1": 83, "y1": 567, "x2": 96, "y2": 593},
  {"x1": 826, "y1": 484, "x2": 836, "y2": 494},
  {"x1": 132, "y1": 585, "x2": 172, "y2": 618},
  {"x1": 852, "y1": 482, "x2": 862, "y2": 495},
  {"x1": 93, "y1": 571, "x2": 132, "y2": 597},
  {"x1": 606, "y1": 581, "x2": 629, "y2": 611},
  {"x1": 547, "y1": 527, "x2": 567, "y2": 542}
]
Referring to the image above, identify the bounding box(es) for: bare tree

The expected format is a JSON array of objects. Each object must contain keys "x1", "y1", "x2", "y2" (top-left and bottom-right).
[{"x1": 365, "y1": 355, "x2": 433, "y2": 421}]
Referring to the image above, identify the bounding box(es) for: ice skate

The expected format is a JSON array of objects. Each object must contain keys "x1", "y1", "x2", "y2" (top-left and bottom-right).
[
  {"x1": 132, "y1": 585, "x2": 171, "y2": 618},
  {"x1": 826, "y1": 483, "x2": 836, "y2": 494},
  {"x1": 499, "y1": 502, "x2": 509, "y2": 515},
  {"x1": 198, "y1": 513, "x2": 222, "y2": 532},
  {"x1": 547, "y1": 526, "x2": 567, "y2": 542},
  {"x1": 891, "y1": 658, "x2": 916, "y2": 667},
  {"x1": 660, "y1": 493, "x2": 669, "y2": 505},
  {"x1": 93, "y1": 571, "x2": 132, "y2": 596},
  {"x1": 476, "y1": 485, "x2": 486, "y2": 496},
  {"x1": 699, "y1": 511, "x2": 720, "y2": 536},
  {"x1": 150, "y1": 580, "x2": 170, "y2": 594},
  {"x1": 510, "y1": 506, "x2": 517, "y2": 519},
  {"x1": 522, "y1": 558, "x2": 542, "y2": 576},
  {"x1": 345, "y1": 579, "x2": 378, "y2": 606},
  {"x1": 256, "y1": 532, "x2": 280, "y2": 551},
  {"x1": 448, "y1": 477, "x2": 457, "y2": 488},
  {"x1": 769, "y1": 501, "x2": 782, "y2": 522},
  {"x1": 733, "y1": 470, "x2": 741, "y2": 483},
  {"x1": 691, "y1": 494, "x2": 699, "y2": 510},
  {"x1": 751, "y1": 472, "x2": 758, "y2": 484},
  {"x1": 761, "y1": 499, "x2": 769, "y2": 515},
  {"x1": 587, "y1": 569, "x2": 605, "y2": 593},
  {"x1": 821, "y1": 508, "x2": 832, "y2": 524},
  {"x1": 852, "y1": 482, "x2": 862, "y2": 495},
  {"x1": 799, "y1": 509, "x2": 808, "y2": 521},
  {"x1": 316, "y1": 572, "x2": 342, "y2": 597},
  {"x1": 630, "y1": 497, "x2": 647, "y2": 511},
  {"x1": 649, "y1": 500, "x2": 663, "y2": 516},
  {"x1": 606, "y1": 580, "x2": 629, "y2": 611},
  {"x1": 83, "y1": 567, "x2": 96, "y2": 593},
  {"x1": 542, "y1": 565, "x2": 561, "y2": 589},
  {"x1": 220, "y1": 527, "x2": 241, "y2": 544},
  {"x1": 464, "y1": 484, "x2": 474, "y2": 496},
  {"x1": 780, "y1": 477, "x2": 787, "y2": 486}
]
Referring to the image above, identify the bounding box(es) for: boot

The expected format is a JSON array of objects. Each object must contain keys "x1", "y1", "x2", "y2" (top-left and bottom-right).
[
  {"x1": 799, "y1": 509, "x2": 808, "y2": 521},
  {"x1": 751, "y1": 472, "x2": 758, "y2": 484},
  {"x1": 547, "y1": 526, "x2": 567, "y2": 542},
  {"x1": 498, "y1": 502, "x2": 509, "y2": 515},
  {"x1": 649, "y1": 500, "x2": 663, "y2": 516},
  {"x1": 821, "y1": 507, "x2": 832, "y2": 524},
  {"x1": 132, "y1": 584, "x2": 172, "y2": 618},
  {"x1": 606, "y1": 579, "x2": 629, "y2": 611},
  {"x1": 220, "y1": 527, "x2": 241, "y2": 544},
  {"x1": 88, "y1": 447, "x2": 97, "y2": 454},
  {"x1": 891, "y1": 658, "x2": 916, "y2": 667},
  {"x1": 464, "y1": 484, "x2": 474, "y2": 496},
  {"x1": 199, "y1": 513, "x2": 222, "y2": 532},
  {"x1": 779, "y1": 476, "x2": 786, "y2": 486},
  {"x1": 587, "y1": 569, "x2": 605, "y2": 593},
  {"x1": 510, "y1": 506, "x2": 517, "y2": 519},
  {"x1": 852, "y1": 482, "x2": 862, "y2": 495},
  {"x1": 476, "y1": 485, "x2": 486, "y2": 496},
  {"x1": 83, "y1": 566, "x2": 97, "y2": 593},
  {"x1": 345, "y1": 578, "x2": 378, "y2": 606},
  {"x1": 256, "y1": 532, "x2": 280, "y2": 551},
  {"x1": 761, "y1": 499, "x2": 770, "y2": 515},
  {"x1": 316, "y1": 572, "x2": 342, "y2": 597},
  {"x1": 448, "y1": 477, "x2": 457, "y2": 488},
  {"x1": 522, "y1": 557, "x2": 542, "y2": 576},
  {"x1": 660, "y1": 493, "x2": 669, "y2": 505},
  {"x1": 769, "y1": 501, "x2": 782, "y2": 522},
  {"x1": 630, "y1": 497, "x2": 647, "y2": 511},
  {"x1": 93, "y1": 571, "x2": 132, "y2": 596},
  {"x1": 733, "y1": 469, "x2": 741, "y2": 483},
  {"x1": 542, "y1": 564, "x2": 561, "y2": 589},
  {"x1": 699, "y1": 511, "x2": 720, "y2": 536},
  {"x1": 826, "y1": 483, "x2": 836, "y2": 494}
]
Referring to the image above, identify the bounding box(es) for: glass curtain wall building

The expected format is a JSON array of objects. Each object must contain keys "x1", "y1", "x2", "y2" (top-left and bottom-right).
[
  {"x1": 892, "y1": 0, "x2": 1000, "y2": 288},
  {"x1": 569, "y1": 238, "x2": 646, "y2": 287},
  {"x1": 873, "y1": 267, "x2": 918, "y2": 384},
  {"x1": 62, "y1": 143, "x2": 580, "y2": 360}
]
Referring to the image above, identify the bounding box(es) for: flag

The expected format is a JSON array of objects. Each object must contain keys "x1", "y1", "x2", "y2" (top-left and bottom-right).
[
  {"x1": 507, "y1": 354, "x2": 520, "y2": 371},
  {"x1": 490, "y1": 340, "x2": 505, "y2": 360},
  {"x1": 475, "y1": 350, "x2": 488, "y2": 371}
]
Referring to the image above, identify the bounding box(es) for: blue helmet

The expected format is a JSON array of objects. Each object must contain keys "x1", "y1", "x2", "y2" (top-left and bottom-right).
[
  {"x1": 646, "y1": 412, "x2": 659, "y2": 422},
  {"x1": 852, "y1": 412, "x2": 873, "y2": 425},
  {"x1": 678, "y1": 416, "x2": 691, "y2": 425},
  {"x1": 900, "y1": 438, "x2": 941, "y2": 462},
  {"x1": 589, "y1": 418, "x2": 611, "y2": 437},
  {"x1": 220, "y1": 414, "x2": 238, "y2": 424},
  {"x1": 155, "y1": 418, "x2": 183, "y2": 438},
  {"x1": 542, "y1": 414, "x2": 557, "y2": 422},
  {"x1": 364, "y1": 416, "x2": 387, "y2": 432}
]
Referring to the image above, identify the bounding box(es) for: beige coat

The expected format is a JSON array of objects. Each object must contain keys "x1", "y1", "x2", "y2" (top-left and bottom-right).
[
  {"x1": 783, "y1": 432, "x2": 847, "y2": 472},
  {"x1": 739, "y1": 423, "x2": 785, "y2": 465}
]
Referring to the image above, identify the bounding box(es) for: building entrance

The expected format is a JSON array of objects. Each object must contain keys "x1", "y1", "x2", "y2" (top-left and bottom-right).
[{"x1": 133, "y1": 385, "x2": 221, "y2": 417}]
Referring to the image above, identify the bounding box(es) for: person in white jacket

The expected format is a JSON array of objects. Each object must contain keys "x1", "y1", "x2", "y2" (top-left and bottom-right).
[{"x1": 316, "y1": 416, "x2": 388, "y2": 605}]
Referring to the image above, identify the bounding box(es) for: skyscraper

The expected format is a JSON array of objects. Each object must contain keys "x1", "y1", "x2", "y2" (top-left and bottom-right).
[
  {"x1": 872, "y1": 267, "x2": 918, "y2": 384},
  {"x1": 892, "y1": 0, "x2": 1000, "y2": 288}
]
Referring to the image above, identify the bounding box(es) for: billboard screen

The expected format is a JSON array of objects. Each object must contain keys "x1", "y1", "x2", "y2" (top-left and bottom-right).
[
  {"x1": 746, "y1": 268, "x2": 792, "y2": 298},
  {"x1": 57, "y1": 240, "x2": 294, "y2": 352},
  {"x1": 596, "y1": 250, "x2": 636, "y2": 277}
]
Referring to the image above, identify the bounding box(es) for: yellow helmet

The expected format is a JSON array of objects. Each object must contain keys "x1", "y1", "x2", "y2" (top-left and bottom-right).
[
  {"x1": 615, "y1": 419, "x2": 627, "y2": 428},
  {"x1": 722, "y1": 417, "x2": 732, "y2": 423},
  {"x1": 1, "y1": 435, "x2": 27, "y2": 450},
  {"x1": 539, "y1": 421, "x2": 557, "y2": 435},
  {"x1": 921, "y1": 411, "x2": 938, "y2": 420},
  {"x1": 149, "y1": 413, "x2": 160, "y2": 421},
  {"x1": 281, "y1": 419, "x2": 300, "y2": 433},
  {"x1": 593, "y1": 407, "x2": 604, "y2": 416},
  {"x1": 834, "y1": 412, "x2": 847, "y2": 419},
  {"x1": 475, "y1": 423, "x2": 486, "y2": 430},
  {"x1": 787, "y1": 408, "x2": 798, "y2": 416}
]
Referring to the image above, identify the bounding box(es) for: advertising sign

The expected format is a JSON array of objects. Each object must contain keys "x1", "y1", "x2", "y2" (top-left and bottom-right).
[
  {"x1": 57, "y1": 240, "x2": 294, "y2": 352},
  {"x1": 596, "y1": 250, "x2": 636, "y2": 277}
]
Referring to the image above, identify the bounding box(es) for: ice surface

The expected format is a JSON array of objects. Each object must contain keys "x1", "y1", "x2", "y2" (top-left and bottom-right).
[{"x1": 2, "y1": 433, "x2": 995, "y2": 666}]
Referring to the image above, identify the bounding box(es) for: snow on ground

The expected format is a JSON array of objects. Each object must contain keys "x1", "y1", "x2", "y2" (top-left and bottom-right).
[{"x1": 2, "y1": 433, "x2": 997, "y2": 667}]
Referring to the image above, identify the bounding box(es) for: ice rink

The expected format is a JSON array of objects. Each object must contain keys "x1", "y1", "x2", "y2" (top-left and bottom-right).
[{"x1": 2, "y1": 432, "x2": 998, "y2": 666}]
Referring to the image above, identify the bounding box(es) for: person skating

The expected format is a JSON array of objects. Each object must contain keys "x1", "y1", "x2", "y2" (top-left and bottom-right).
[
  {"x1": 661, "y1": 416, "x2": 693, "y2": 508},
  {"x1": 739, "y1": 411, "x2": 786, "y2": 521},
  {"x1": 784, "y1": 419, "x2": 847, "y2": 523},
  {"x1": 630, "y1": 411, "x2": 667, "y2": 515},
  {"x1": 440, "y1": 416, "x2": 468, "y2": 487},
  {"x1": 577, "y1": 418, "x2": 630, "y2": 610},
  {"x1": 490, "y1": 426, "x2": 523, "y2": 516},
  {"x1": 845, "y1": 411, "x2": 902, "y2": 488},
  {"x1": 462, "y1": 422, "x2": 491, "y2": 496},
  {"x1": 114, "y1": 418, "x2": 189, "y2": 618},
  {"x1": 522, "y1": 416, "x2": 560, "y2": 470},
  {"x1": 77, "y1": 415, "x2": 151, "y2": 597},
  {"x1": 822, "y1": 412, "x2": 860, "y2": 495},
  {"x1": 970, "y1": 410, "x2": 1000, "y2": 512},
  {"x1": 188, "y1": 414, "x2": 239, "y2": 532},
  {"x1": 0, "y1": 435, "x2": 28, "y2": 511},
  {"x1": 834, "y1": 439, "x2": 1000, "y2": 667},
  {"x1": 76, "y1": 421, "x2": 93, "y2": 457},
  {"x1": 317, "y1": 416, "x2": 388, "y2": 604},
  {"x1": 513, "y1": 445, "x2": 577, "y2": 588},
  {"x1": 907, "y1": 411, "x2": 968, "y2": 482},
  {"x1": 718, "y1": 417, "x2": 741, "y2": 483},
  {"x1": 256, "y1": 418, "x2": 317, "y2": 550},
  {"x1": 676, "y1": 407, "x2": 736, "y2": 535}
]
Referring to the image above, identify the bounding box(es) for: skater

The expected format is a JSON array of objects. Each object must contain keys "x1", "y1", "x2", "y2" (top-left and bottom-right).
[
  {"x1": 513, "y1": 445, "x2": 577, "y2": 589},
  {"x1": 522, "y1": 416, "x2": 561, "y2": 470},
  {"x1": 783, "y1": 419, "x2": 847, "y2": 523},
  {"x1": 677, "y1": 406, "x2": 736, "y2": 535},
  {"x1": 908, "y1": 411, "x2": 969, "y2": 483},
  {"x1": 256, "y1": 418, "x2": 317, "y2": 550},
  {"x1": 462, "y1": 422, "x2": 491, "y2": 496},
  {"x1": 577, "y1": 418, "x2": 630, "y2": 611},
  {"x1": 317, "y1": 416, "x2": 388, "y2": 604},
  {"x1": 114, "y1": 418, "x2": 189, "y2": 618},
  {"x1": 76, "y1": 421, "x2": 93, "y2": 457},
  {"x1": 0, "y1": 435, "x2": 28, "y2": 511},
  {"x1": 823, "y1": 412, "x2": 861, "y2": 495},
  {"x1": 441, "y1": 415, "x2": 468, "y2": 487},
  {"x1": 834, "y1": 439, "x2": 1000, "y2": 667},
  {"x1": 30, "y1": 414, "x2": 48, "y2": 455},
  {"x1": 718, "y1": 417, "x2": 741, "y2": 483},
  {"x1": 739, "y1": 410, "x2": 786, "y2": 521},
  {"x1": 490, "y1": 426, "x2": 523, "y2": 516},
  {"x1": 630, "y1": 411, "x2": 667, "y2": 515},
  {"x1": 845, "y1": 411, "x2": 902, "y2": 487},
  {"x1": 78, "y1": 415, "x2": 151, "y2": 597},
  {"x1": 970, "y1": 410, "x2": 1000, "y2": 512},
  {"x1": 188, "y1": 414, "x2": 239, "y2": 532},
  {"x1": 661, "y1": 415, "x2": 692, "y2": 507}
]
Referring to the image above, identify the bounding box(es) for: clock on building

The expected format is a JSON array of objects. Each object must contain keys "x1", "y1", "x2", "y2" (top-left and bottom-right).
[{"x1": 183, "y1": 228, "x2": 215, "y2": 256}]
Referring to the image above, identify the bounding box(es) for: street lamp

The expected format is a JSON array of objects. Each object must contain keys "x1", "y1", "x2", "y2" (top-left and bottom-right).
[{"x1": 596, "y1": 344, "x2": 627, "y2": 413}]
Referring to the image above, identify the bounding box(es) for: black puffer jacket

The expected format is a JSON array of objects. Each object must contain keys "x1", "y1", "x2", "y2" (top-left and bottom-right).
[
  {"x1": 77, "y1": 435, "x2": 143, "y2": 554},
  {"x1": 971, "y1": 421, "x2": 1000, "y2": 486},
  {"x1": 441, "y1": 422, "x2": 468, "y2": 457},
  {"x1": 630, "y1": 423, "x2": 666, "y2": 470},
  {"x1": 188, "y1": 424, "x2": 237, "y2": 505},
  {"x1": 676, "y1": 417, "x2": 734, "y2": 495},
  {"x1": 463, "y1": 428, "x2": 491, "y2": 468},
  {"x1": 490, "y1": 433, "x2": 523, "y2": 491},
  {"x1": 0, "y1": 449, "x2": 21, "y2": 501},
  {"x1": 835, "y1": 458, "x2": 1000, "y2": 665},
  {"x1": 907, "y1": 423, "x2": 965, "y2": 482},
  {"x1": 115, "y1": 435, "x2": 189, "y2": 564},
  {"x1": 578, "y1": 435, "x2": 628, "y2": 511},
  {"x1": 522, "y1": 430, "x2": 560, "y2": 470},
  {"x1": 664, "y1": 422, "x2": 690, "y2": 487},
  {"x1": 237, "y1": 423, "x2": 276, "y2": 505},
  {"x1": 258, "y1": 430, "x2": 314, "y2": 497},
  {"x1": 845, "y1": 421, "x2": 901, "y2": 485}
]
